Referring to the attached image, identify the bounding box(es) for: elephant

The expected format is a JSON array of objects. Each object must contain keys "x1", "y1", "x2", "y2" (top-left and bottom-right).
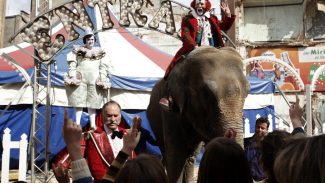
[{"x1": 147, "y1": 46, "x2": 250, "y2": 183}]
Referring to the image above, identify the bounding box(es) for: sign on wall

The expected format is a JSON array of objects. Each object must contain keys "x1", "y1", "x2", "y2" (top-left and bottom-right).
[
  {"x1": 298, "y1": 47, "x2": 325, "y2": 62},
  {"x1": 250, "y1": 47, "x2": 325, "y2": 92}
]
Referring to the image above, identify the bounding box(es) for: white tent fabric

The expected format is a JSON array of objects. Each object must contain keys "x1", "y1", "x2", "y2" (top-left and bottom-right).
[{"x1": 244, "y1": 94, "x2": 274, "y2": 110}]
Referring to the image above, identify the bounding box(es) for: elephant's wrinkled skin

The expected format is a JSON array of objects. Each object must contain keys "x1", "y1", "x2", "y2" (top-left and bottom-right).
[{"x1": 147, "y1": 46, "x2": 249, "y2": 183}]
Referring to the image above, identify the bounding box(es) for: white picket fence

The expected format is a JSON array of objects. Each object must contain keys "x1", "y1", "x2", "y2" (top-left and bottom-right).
[
  {"x1": 1, "y1": 128, "x2": 28, "y2": 183},
  {"x1": 244, "y1": 114, "x2": 325, "y2": 137}
]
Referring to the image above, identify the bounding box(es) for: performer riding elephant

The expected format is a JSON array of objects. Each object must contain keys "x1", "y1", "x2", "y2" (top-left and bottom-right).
[
  {"x1": 160, "y1": 0, "x2": 236, "y2": 109},
  {"x1": 147, "y1": 46, "x2": 249, "y2": 183}
]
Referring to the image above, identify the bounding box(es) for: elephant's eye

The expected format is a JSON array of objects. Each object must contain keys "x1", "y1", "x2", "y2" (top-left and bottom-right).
[{"x1": 205, "y1": 80, "x2": 217, "y2": 91}]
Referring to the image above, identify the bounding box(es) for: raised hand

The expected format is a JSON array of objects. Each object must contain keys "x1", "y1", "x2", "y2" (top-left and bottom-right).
[
  {"x1": 121, "y1": 116, "x2": 142, "y2": 155},
  {"x1": 52, "y1": 163, "x2": 70, "y2": 183},
  {"x1": 289, "y1": 95, "x2": 303, "y2": 128},
  {"x1": 62, "y1": 110, "x2": 83, "y2": 161},
  {"x1": 220, "y1": 2, "x2": 231, "y2": 18}
]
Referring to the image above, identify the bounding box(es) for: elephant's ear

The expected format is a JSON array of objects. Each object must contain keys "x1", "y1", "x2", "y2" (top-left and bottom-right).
[
  {"x1": 177, "y1": 88, "x2": 187, "y2": 115},
  {"x1": 167, "y1": 63, "x2": 187, "y2": 115},
  {"x1": 167, "y1": 80, "x2": 187, "y2": 115}
]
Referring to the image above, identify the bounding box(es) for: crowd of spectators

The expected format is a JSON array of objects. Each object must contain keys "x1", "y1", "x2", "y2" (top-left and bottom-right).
[{"x1": 52, "y1": 94, "x2": 324, "y2": 183}]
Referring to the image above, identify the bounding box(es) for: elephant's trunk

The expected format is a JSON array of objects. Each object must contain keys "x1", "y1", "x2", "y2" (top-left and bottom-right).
[{"x1": 219, "y1": 97, "x2": 245, "y2": 147}]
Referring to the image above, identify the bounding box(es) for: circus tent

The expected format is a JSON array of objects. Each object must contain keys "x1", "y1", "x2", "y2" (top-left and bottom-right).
[{"x1": 0, "y1": 5, "x2": 275, "y2": 167}]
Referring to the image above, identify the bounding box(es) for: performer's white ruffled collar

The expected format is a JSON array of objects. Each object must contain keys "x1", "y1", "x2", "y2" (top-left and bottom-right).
[
  {"x1": 72, "y1": 45, "x2": 105, "y2": 59},
  {"x1": 190, "y1": 7, "x2": 211, "y2": 19}
]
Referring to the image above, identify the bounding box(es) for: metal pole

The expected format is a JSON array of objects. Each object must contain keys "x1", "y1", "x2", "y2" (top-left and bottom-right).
[
  {"x1": 30, "y1": 57, "x2": 53, "y2": 182},
  {"x1": 36, "y1": 0, "x2": 39, "y2": 16},
  {"x1": 45, "y1": 63, "x2": 51, "y2": 181},
  {"x1": 45, "y1": 0, "x2": 53, "y2": 178},
  {"x1": 49, "y1": 0, "x2": 52, "y2": 9},
  {"x1": 306, "y1": 84, "x2": 312, "y2": 136},
  {"x1": 31, "y1": 61, "x2": 40, "y2": 183}
]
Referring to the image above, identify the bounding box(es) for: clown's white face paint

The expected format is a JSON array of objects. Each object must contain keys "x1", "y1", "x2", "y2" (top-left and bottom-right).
[{"x1": 195, "y1": 0, "x2": 206, "y2": 16}]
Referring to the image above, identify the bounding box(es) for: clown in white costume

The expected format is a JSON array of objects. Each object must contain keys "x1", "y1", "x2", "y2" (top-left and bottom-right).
[{"x1": 65, "y1": 28, "x2": 111, "y2": 129}]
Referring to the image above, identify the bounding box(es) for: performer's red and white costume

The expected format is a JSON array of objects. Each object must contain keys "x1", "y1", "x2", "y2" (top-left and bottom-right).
[
  {"x1": 84, "y1": 125, "x2": 126, "y2": 182},
  {"x1": 164, "y1": 0, "x2": 236, "y2": 77}
]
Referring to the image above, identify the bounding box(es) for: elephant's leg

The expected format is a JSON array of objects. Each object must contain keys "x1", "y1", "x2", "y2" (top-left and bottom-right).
[
  {"x1": 162, "y1": 114, "x2": 189, "y2": 182},
  {"x1": 182, "y1": 153, "x2": 195, "y2": 183},
  {"x1": 182, "y1": 141, "x2": 203, "y2": 182},
  {"x1": 164, "y1": 136, "x2": 202, "y2": 182},
  {"x1": 164, "y1": 143, "x2": 189, "y2": 183}
]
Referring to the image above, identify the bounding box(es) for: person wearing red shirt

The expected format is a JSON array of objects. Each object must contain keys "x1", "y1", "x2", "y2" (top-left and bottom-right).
[{"x1": 84, "y1": 101, "x2": 126, "y2": 182}]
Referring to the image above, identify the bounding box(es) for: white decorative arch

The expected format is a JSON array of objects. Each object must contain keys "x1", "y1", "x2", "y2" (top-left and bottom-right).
[
  {"x1": 310, "y1": 64, "x2": 325, "y2": 92},
  {"x1": 243, "y1": 56, "x2": 304, "y2": 90}
]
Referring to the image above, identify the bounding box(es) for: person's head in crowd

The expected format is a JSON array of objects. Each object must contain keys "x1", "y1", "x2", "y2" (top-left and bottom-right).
[
  {"x1": 102, "y1": 100, "x2": 122, "y2": 130},
  {"x1": 114, "y1": 154, "x2": 168, "y2": 183},
  {"x1": 198, "y1": 137, "x2": 253, "y2": 183},
  {"x1": 274, "y1": 134, "x2": 325, "y2": 183},
  {"x1": 260, "y1": 130, "x2": 290, "y2": 183},
  {"x1": 254, "y1": 117, "x2": 270, "y2": 141}
]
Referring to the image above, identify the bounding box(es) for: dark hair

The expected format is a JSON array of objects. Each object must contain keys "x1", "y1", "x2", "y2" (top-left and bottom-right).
[
  {"x1": 102, "y1": 100, "x2": 121, "y2": 112},
  {"x1": 114, "y1": 154, "x2": 168, "y2": 183},
  {"x1": 198, "y1": 137, "x2": 253, "y2": 183},
  {"x1": 255, "y1": 117, "x2": 270, "y2": 128},
  {"x1": 274, "y1": 134, "x2": 325, "y2": 183},
  {"x1": 260, "y1": 130, "x2": 290, "y2": 183},
  {"x1": 83, "y1": 34, "x2": 96, "y2": 44}
]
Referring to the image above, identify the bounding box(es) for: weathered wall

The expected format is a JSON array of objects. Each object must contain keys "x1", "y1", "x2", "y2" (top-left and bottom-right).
[
  {"x1": 305, "y1": 0, "x2": 325, "y2": 40},
  {"x1": 3, "y1": 12, "x2": 29, "y2": 47},
  {"x1": 52, "y1": 0, "x2": 70, "y2": 9},
  {"x1": 241, "y1": 5, "x2": 303, "y2": 42}
]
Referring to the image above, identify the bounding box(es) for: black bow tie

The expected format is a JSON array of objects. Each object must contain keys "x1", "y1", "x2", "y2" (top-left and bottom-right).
[{"x1": 111, "y1": 130, "x2": 124, "y2": 139}]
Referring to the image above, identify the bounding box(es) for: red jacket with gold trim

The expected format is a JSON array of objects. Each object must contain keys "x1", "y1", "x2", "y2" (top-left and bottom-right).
[
  {"x1": 84, "y1": 126, "x2": 126, "y2": 182},
  {"x1": 164, "y1": 13, "x2": 236, "y2": 77}
]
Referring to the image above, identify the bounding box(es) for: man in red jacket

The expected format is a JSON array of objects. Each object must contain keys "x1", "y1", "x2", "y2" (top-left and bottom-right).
[
  {"x1": 160, "y1": 0, "x2": 236, "y2": 109},
  {"x1": 84, "y1": 100, "x2": 126, "y2": 182},
  {"x1": 164, "y1": 0, "x2": 236, "y2": 77}
]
